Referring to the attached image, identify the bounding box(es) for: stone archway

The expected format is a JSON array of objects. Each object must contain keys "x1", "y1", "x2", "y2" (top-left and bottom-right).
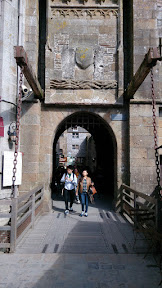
[{"x1": 52, "y1": 111, "x2": 117, "y2": 203}]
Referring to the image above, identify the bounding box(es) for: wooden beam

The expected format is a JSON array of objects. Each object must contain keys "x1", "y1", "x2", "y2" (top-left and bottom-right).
[
  {"x1": 124, "y1": 47, "x2": 162, "y2": 99},
  {"x1": 14, "y1": 46, "x2": 44, "y2": 100}
]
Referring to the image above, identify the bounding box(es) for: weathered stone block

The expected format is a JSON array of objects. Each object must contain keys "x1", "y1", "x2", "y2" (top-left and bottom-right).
[
  {"x1": 130, "y1": 135, "x2": 154, "y2": 148},
  {"x1": 62, "y1": 48, "x2": 75, "y2": 79},
  {"x1": 20, "y1": 126, "x2": 40, "y2": 145},
  {"x1": 99, "y1": 26, "x2": 116, "y2": 34},
  {"x1": 23, "y1": 162, "x2": 39, "y2": 173},
  {"x1": 20, "y1": 145, "x2": 40, "y2": 155},
  {"x1": 70, "y1": 34, "x2": 98, "y2": 48},
  {"x1": 22, "y1": 173, "x2": 38, "y2": 183},
  {"x1": 130, "y1": 148, "x2": 147, "y2": 159},
  {"x1": 75, "y1": 65, "x2": 93, "y2": 80}
]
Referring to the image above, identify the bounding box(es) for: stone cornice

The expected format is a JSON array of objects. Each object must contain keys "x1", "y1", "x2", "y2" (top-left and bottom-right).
[{"x1": 51, "y1": 7, "x2": 118, "y2": 18}]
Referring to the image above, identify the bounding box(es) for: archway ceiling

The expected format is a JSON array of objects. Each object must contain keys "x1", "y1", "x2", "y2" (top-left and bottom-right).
[{"x1": 56, "y1": 112, "x2": 103, "y2": 141}]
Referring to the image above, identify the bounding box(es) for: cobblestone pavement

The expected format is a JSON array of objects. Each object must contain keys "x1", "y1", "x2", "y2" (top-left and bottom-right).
[{"x1": 0, "y1": 196, "x2": 161, "y2": 287}]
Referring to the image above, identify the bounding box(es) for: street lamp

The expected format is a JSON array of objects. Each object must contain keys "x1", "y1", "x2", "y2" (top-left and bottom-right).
[{"x1": 8, "y1": 122, "x2": 16, "y2": 143}]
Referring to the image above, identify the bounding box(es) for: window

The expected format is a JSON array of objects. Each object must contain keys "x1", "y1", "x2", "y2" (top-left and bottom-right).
[
  {"x1": 159, "y1": 108, "x2": 162, "y2": 117},
  {"x1": 59, "y1": 149, "x2": 63, "y2": 155},
  {"x1": 72, "y1": 144, "x2": 79, "y2": 150},
  {"x1": 72, "y1": 126, "x2": 78, "y2": 132},
  {"x1": 72, "y1": 132, "x2": 79, "y2": 138},
  {"x1": 77, "y1": 157, "x2": 84, "y2": 163}
]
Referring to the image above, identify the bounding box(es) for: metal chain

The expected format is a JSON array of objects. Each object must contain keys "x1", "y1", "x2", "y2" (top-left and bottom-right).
[
  {"x1": 12, "y1": 68, "x2": 23, "y2": 197},
  {"x1": 151, "y1": 68, "x2": 161, "y2": 189}
]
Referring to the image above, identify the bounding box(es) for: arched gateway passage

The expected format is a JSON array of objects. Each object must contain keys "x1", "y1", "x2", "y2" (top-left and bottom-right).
[{"x1": 52, "y1": 112, "x2": 117, "y2": 203}]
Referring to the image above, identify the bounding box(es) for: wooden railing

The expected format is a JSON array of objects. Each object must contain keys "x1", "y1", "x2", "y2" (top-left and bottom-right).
[
  {"x1": 121, "y1": 184, "x2": 162, "y2": 284},
  {"x1": 0, "y1": 185, "x2": 44, "y2": 252},
  {"x1": 121, "y1": 184, "x2": 158, "y2": 228}
]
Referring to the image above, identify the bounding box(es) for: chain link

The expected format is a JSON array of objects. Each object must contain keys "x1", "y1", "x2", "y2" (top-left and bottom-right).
[
  {"x1": 12, "y1": 68, "x2": 23, "y2": 197},
  {"x1": 151, "y1": 68, "x2": 161, "y2": 191}
]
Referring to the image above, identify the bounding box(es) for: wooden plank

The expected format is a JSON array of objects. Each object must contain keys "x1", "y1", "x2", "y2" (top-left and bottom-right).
[
  {"x1": 17, "y1": 200, "x2": 32, "y2": 215},
  {"x1": 35, "y1": 191, "x2": 43, "y2": 201},
  {"x1": 17, "y1": 210, "x2": 31, "y2": 228},
  {"x1": 18, "y1": 185, "x2": 43, "y2": 204},
  {"x1": 35, "y1": 198, "x2": 43, "y2": 210},
  {"x1": 0, "y1": 226, "x2": 11, "y2": 231},
  {"x1": 123, "y1": 198, "x2": 134, "y2": 209},
  {"x1": 0, "y1": 243, "x2": 10, "y2": 248},
  {"x1": 122, "y1": 184, "x2": 157, "y2": 204},
  {"x1": 124, "y1": 47, "x2": 162, "y2": 99},
  {"x1": 16, "y1": 222, "x2": 32, "y2": 244},
  {"x1": 0, "y1": 213, "x2": 11, "y2": 218},
  {"x1": 136, "y1": 201, "x2": 155, "y2": 214},
  {"x1": 0, "y1": 200, "x2": 12, "y2": 205},
  {"x1": 31, "y1": 193, "x2": 35, "y2": 229},
  {"x1": 10, "y1": 198, "x2": 18, "y2": 253},
  {"x1": 122, "y1": 191, "x2": 134, "y2": 201},
  {"x1": 14, "y1": 46, "x2": 44, "y2": 100}
]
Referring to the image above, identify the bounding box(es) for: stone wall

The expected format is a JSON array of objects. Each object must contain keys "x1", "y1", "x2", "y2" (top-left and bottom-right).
[
  {"x1": 20, "y1": 101, "x2": 41, "y2": 193},
  {"x1": 0, "y1": 0, "x2": 26, "y2": 225},
  {"x1": 0, "y1": 0, "x2": 25, "y2": 199},
  {"x1": 129, "y1": 104, "x2": 157, "y2": 193},
  {"x1": 6, "y1": 0, "x2": 160, "y2": 212},
  {"x1": 129, "y1": 0, "x2": 161, "y2": 194},
  {"x1": 133, "y1": 0, "x2": 160, "y2": 100},
  {"x1": 45, "y1": 0, "x2": 123, "y2": 105},
  {"x1": 19, "y1": 0, "x2": 41, "y2": 194}
]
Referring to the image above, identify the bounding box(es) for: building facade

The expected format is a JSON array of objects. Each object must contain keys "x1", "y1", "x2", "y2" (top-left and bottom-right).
[{"x1": 0, "y1": 0, "x2": 161, "y2": 213}]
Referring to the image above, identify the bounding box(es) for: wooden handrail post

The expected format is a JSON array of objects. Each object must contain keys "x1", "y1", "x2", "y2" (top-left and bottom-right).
[
  {"x1": 156, "y1": 198, "x2": 162, "y2": 233},
  {"x1": 10, "y1": 197, "x2": 18, "y2": 253},
  {"x1": 121, "y1": 185, "x2": 123, "y2": 214},
  {"x1": 31, "y1": 193, "x2": 35, "y2": 229},
  {"x1": 134, "y1": 193, "x2": 137, "y2": 228}
]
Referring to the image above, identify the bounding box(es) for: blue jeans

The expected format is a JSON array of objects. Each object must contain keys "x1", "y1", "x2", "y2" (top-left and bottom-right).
[{"x1": 81, "y1": 192, "x2": 88, "y2": 213}]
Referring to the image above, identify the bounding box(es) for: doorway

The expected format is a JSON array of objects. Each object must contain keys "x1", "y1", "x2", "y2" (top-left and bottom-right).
[{"x1": 52, "y1": 111, "x2": 117, "y2": 202}]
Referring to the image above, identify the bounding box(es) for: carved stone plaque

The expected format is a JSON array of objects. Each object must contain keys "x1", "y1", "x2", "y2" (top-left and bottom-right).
[{"x1": 75, "y1": 47, "x2": 93, "y2": 70}]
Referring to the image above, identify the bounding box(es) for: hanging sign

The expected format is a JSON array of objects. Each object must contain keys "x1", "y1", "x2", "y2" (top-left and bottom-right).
[
  {"x1": 111, "y1": 114, "x2": 127, "y2": 121},
  {"x1": 0, "y1": 117, "x2": 4, "y2": 137},
  {"x1": 3, "y1": 151, "x2": 22, "y2": 187}
]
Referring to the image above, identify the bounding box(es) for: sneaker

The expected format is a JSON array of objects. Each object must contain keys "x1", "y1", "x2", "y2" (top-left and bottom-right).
[
  {"x1": 85, "y1": 212, "x2": 88, "y2": 217},
  {"x1": 64, "y1": 210, "x2": 69, "y2": 214},
  {"x1": 79, "y1": 211, "x2": 84, "y2": 217},
  {"x1": 69, "y1": 207, "x2": 73, "y2": 212}
]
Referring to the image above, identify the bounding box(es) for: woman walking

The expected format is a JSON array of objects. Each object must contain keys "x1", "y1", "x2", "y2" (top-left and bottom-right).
[{"x1": 77, "y1": 169, "x2": 93, "y2": 217}]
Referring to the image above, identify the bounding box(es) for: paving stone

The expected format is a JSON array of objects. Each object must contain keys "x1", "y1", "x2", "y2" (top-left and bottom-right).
[{"x1": 0, "y1": 198, "x2": 160, "y2": 287}]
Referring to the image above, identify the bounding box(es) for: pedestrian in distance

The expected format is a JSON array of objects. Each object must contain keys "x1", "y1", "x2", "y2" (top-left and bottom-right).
[
  {"x1": 61, "y1": 165, "x2": 77, "y2": 215},
  {"x1": 76, "y1": 169, "x2": 93, "y2": 217}
]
